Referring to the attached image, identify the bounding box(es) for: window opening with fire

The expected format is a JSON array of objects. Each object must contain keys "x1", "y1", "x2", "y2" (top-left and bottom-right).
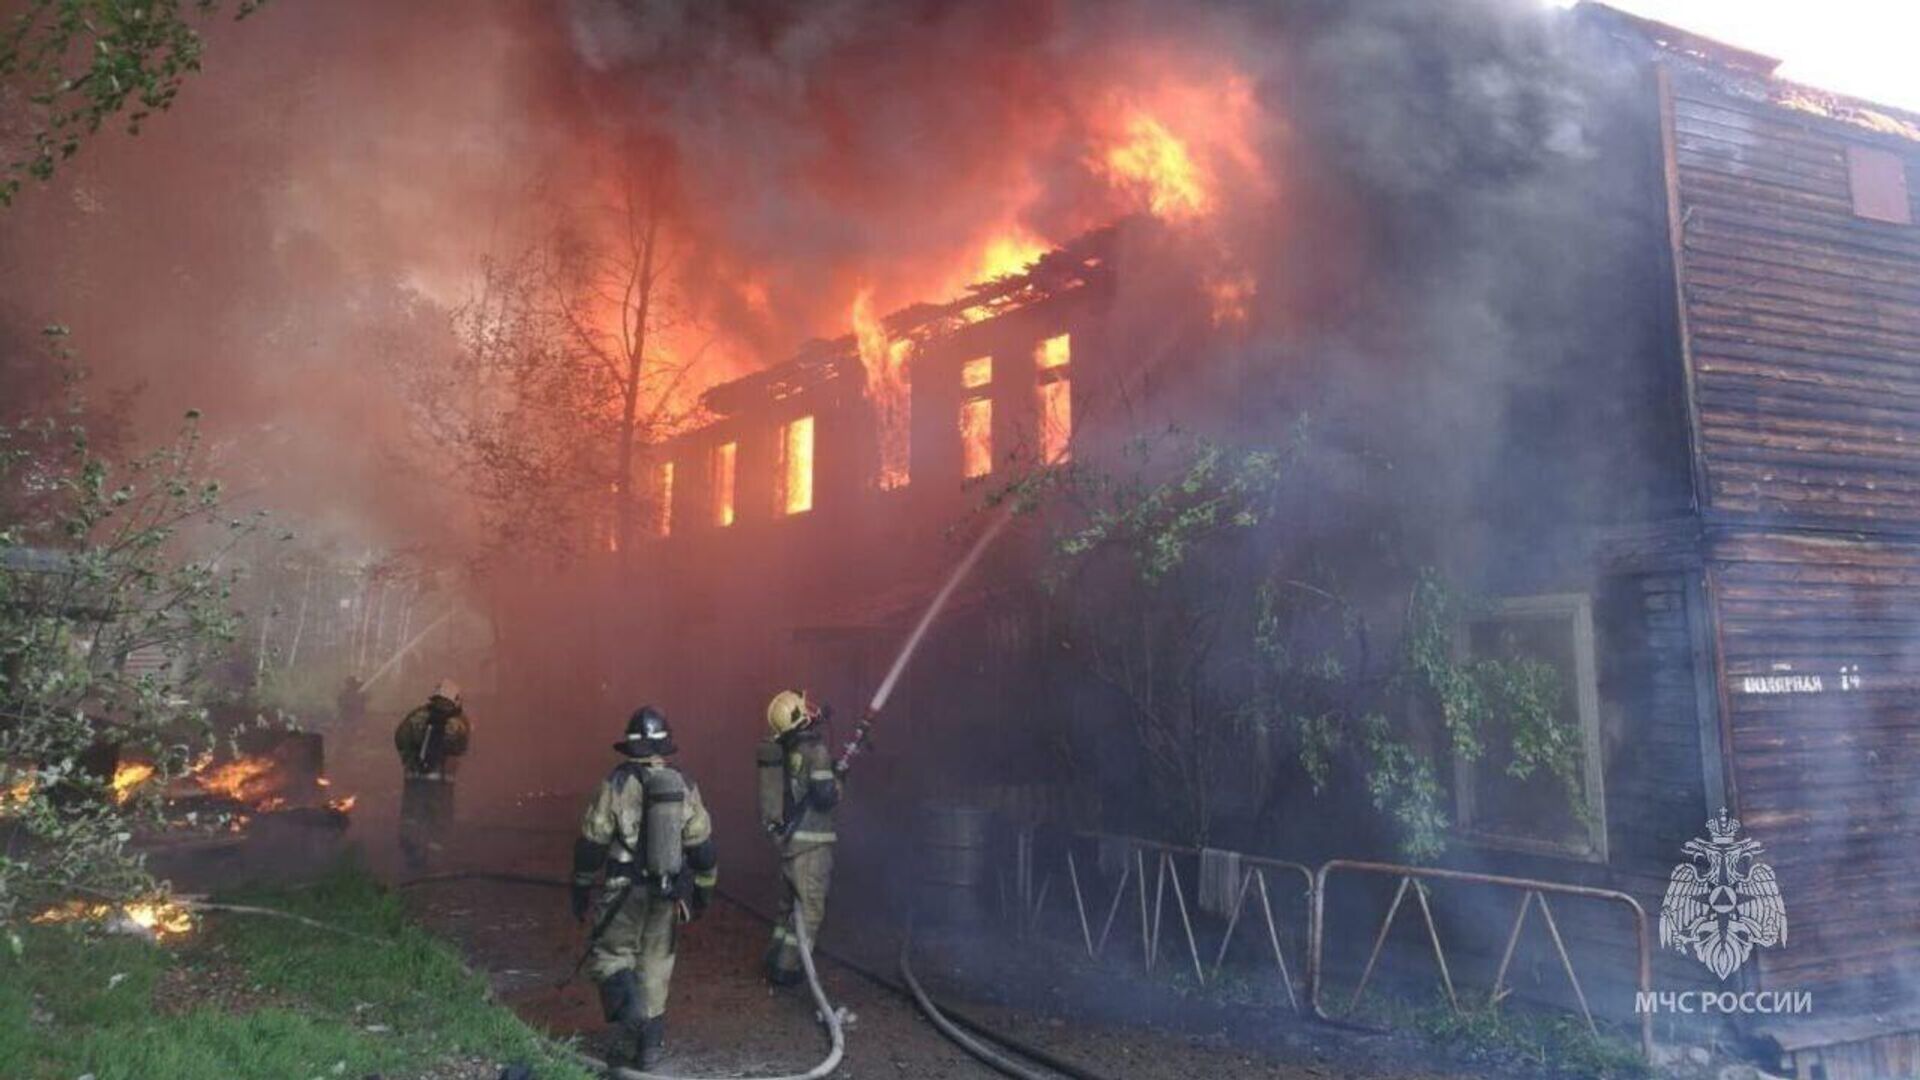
[
  {"x1": 712, "y1": 441, "x2": 737, "y2": 527},
  {"x1": 1037, "y1": 333, "x2": 1072, "y2": 465},
  {"x1": 779, "y1": 415, "x2": 815, "y2": 515},
  {"x1": 653, "y1": 461, "x2": 673, "y2": 537},
  {"x1": 1452, "y1": 593, "x2": 1608, "y2": 862},
  {"x1": 960, "y1": 356, "x2": 993, "y2": 480}
]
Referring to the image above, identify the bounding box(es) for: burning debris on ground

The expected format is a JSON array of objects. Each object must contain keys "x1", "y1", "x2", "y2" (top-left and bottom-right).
[{"x1": 5, "y1": 2, "x2": 1920, "y2": 1079}]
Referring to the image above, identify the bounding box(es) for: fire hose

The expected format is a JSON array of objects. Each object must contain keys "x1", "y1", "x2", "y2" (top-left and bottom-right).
[
  {"x1": 397, "y1": 870, "x2": 1114, "y2": 1080},
  {"x1": 896, "y1": 924, "x2": 1060, "y2": 1080},
  {"x1": 397, "y1": 871, "x2": 844, "y2": 1080},
  {"x1": 716, "y1": 887, "x2": 1108, "y2": 1080},
  {"x1": 583, "y1": 900, "x2": 844, "y2": 1080}
]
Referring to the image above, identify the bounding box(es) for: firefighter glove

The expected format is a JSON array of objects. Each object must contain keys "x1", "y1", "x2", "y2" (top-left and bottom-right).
[{"x1": 570, "y1": 883, "x2": 592, "y2": 923}]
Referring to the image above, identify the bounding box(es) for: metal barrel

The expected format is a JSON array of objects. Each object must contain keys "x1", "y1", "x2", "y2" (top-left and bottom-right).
[{"x1": 916, "y1": 804, "x2": 997, "y2": 927}]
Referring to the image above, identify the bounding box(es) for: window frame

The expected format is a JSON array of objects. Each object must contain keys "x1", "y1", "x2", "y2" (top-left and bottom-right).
[
  {"x1": 958, "y1": 355, "x2": 994, "y2": 481},
  {"x1": 1451, "y1": 592, "x2": 1610, "y2": 863}
]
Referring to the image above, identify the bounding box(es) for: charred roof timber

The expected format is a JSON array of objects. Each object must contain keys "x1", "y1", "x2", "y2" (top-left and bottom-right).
[{"x1": 699, "y1": 226, "x2": 1117, "y2": 419}]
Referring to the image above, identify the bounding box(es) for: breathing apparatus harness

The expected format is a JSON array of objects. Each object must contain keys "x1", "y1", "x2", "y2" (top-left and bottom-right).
[
  {"x1": 759, "y1": 702, "x2": 875, "y2": 844},
  {"x1": 566, "y1": 757, "x2": 700, "y2": 983}
]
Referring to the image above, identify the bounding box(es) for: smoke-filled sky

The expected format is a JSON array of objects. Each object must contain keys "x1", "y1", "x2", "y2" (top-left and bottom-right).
[
  {"x1": 0, "y1": 0, "x2": 1290, "y2": 555},
  {"x1": 0, "y1": 0, "x2": 1905, "y2": 560}
]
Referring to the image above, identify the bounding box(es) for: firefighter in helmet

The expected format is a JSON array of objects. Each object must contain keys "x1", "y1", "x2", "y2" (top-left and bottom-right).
[
  {"x1": 393, "y1": 679, "x2": 471, "y2": 870},
  {"x1": 758, "y1": 689, "x2": 842, "y2": 985},
  {"x1": 572, "y1": 706, "x2": 717, "y2": 1069}
]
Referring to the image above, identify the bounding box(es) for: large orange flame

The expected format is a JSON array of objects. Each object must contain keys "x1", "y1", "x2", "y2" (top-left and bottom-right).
[
  {"x1": 1101, "y1": 113, "x2": 1212, "y2": 220},
  {"x1": 853, "y1": 289, "x2": 913, "y2": 490},
  {"x1": 974, "y1": 231, "x2": 1050, "y2": 283}
]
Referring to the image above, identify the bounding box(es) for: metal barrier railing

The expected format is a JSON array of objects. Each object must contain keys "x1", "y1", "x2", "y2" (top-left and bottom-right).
[
  {"x1": 1015, "y1": 829, "x2": 1312, "y2": 1010},
  {"x1": 1309, "y1": 859, "x2": 1654, "y2": 1062},
  {"x1": 1207, "y1": 850, "x2": 1314, "y2": 1011},
  {"x1": 1010, "y1": 832, "x2": 1655, "y2": 1063}
]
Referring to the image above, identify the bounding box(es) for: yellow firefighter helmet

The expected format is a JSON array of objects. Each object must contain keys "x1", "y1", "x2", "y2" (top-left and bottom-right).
[{"x1": 766, "y1": 689, "x2": 816, "y2": 737}]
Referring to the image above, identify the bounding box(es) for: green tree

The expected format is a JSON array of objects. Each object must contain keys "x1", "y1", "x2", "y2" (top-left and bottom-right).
[
  {"x1": 0, "y1": 0, "x2": 268, "y2": 206},
  {"x1": 400, "y1": 180, "x2": 708, "y2": 563},
  {"x1": 0, "y1": 375, "x2": 258, "y2": 942},
  {"x1": 1009, "y1": 428, "x2": 1588, "y2": 859}
]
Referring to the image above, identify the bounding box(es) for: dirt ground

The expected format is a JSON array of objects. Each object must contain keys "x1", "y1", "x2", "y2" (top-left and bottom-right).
[{"x1": 378, "y1": 812, "x2": 1475, "y2": 1080}]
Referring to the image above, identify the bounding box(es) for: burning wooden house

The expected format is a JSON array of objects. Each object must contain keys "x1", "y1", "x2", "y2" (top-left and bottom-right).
[{"x1": 497, "y1": 6, "x2": 1920, "y2": 1075}]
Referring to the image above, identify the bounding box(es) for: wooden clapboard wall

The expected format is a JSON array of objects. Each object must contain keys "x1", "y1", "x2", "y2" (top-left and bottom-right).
[{"x1": 1662, "y1": 61, "x2": 1920, "y2": 1015}]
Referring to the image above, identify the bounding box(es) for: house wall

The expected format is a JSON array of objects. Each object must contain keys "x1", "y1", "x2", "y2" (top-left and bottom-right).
[{"x1": 1662, "y1": 62, "x2": 1920, "y2": 1018}]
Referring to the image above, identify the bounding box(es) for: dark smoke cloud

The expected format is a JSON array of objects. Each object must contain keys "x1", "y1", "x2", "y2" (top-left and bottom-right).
[
  {"x1": 0, "y1": 0, "x2": 1671, "y2": 575},
  {"x1": 0, "y1": 0, "x2": 585, "y2": 550}
]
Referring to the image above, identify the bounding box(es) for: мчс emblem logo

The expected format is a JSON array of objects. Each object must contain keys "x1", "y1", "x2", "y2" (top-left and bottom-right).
[{"x1": 1659, "y1": 810, "x2": 1788, "y2": 980}]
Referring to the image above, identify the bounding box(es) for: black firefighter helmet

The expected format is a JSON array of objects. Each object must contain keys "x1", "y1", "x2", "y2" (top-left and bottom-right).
[{"x1": 615, "y1": 705, "x2": 677, "y2": 757}]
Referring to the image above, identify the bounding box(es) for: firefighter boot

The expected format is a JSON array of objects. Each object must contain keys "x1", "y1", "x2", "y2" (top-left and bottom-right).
[
  {"x1": 596, "y1": 970, "x2": 645, "y2": 1064},
  {"x1": 764, "y1": 936, "x2": 803, "y2": 987},
  {"x1": 637, "y1": 1014, "x2": 669, "y2": 1070}
]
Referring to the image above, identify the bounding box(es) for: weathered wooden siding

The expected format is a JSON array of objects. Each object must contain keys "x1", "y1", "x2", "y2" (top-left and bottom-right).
[
  {"x1": 1707, "y1": 531, "x2": 1920, "y2": 1009},
  {"x1": 1667, "y1": 74, "x2": 1920, "y2": 531},
  {"x1": 1661, "y1": 56, "x2": 1920, "y2": 1021}
]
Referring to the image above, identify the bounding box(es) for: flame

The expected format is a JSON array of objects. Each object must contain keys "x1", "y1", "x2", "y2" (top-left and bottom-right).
[
  {"x1": 1039, "y1": 381, "x2": 1072, "y2": 465},
  {"x1": 853, "y1": 289, "x2": 912, "y2": 490},
  {"x1": 1036, "y1": 334, "x2": 1072, "y2": 466},
  {"x1": 975, "y1": 232, "x2": 1048, "y2": 282},
  {"x1": 193, "y1": 755, "x2": 282, "y2": 803},
  {"x1": 932, "y1": 230, "x2": 1056, "y2": 326},
  {"x1": 1205, "y1": 271, "x2": 1255, "y2": 326},
  {"x1": 32, "y1": 898, "x2": 196, "y2": 940},
  {"x1": 1101, "y1": 113, "x2": 1211, "y2": 220},
  {"x1": 326, "y1": 794, "x2": 358, "y2": 814},
  {"x1": 779, "y1": 415, "x2": 815, "y2": 516},
  {"x1": 960, "y1": 396, "x2": 993, "y2": 480},
  {"x1": 3, "y1": 772, "x2": 34, "y2": 812},
  {"x1": 111, "y1": 762, "x2": 155, "y2": 804},
  {"x1": 712, "y1": 442, "x2": 738, "y2": 527}
]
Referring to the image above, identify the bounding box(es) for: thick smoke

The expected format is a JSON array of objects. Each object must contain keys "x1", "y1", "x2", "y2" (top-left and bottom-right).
[
  {"x1": 0, "y1": 0, "x2": 587, "y2": 552},
  {"x1": 0, "y1": 0, "x2": 1664, "y2": 564}
]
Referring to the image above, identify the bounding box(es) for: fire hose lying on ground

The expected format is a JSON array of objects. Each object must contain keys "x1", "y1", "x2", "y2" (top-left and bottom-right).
[
  {"x1": 397, "y1": 871, "x2": 844, "y2": 1080},
  {"x1": 378, "y1": 506, "x2": 1087, "y2": 1079},
  {"x1": 395, "y1": 870, "x2": 1113, "y2": 1080}
]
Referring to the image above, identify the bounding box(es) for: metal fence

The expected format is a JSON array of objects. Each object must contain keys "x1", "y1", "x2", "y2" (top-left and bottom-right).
[{"x1": 1009, "y1": 830, "x2": 1654, "y2": 1062}]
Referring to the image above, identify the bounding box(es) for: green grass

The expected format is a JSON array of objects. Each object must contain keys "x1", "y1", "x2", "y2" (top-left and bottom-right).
[
  {"x1": 1019, "y1": 931, "x2": 1645, "y2": 1080},
  {"x1": 1352, "y1": 990, "x2": 1650, "y2": 1080},
  {"x1": 0, "y1": 862, "x2": 596, "y2": 1080}
]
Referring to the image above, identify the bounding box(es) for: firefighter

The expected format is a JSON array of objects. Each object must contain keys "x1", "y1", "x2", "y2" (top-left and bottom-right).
[
  {"x1": 392, "y1": 679, "x2": 471, "y2": 871},
  {"x1": 572, "y1": 706, "x2": 717, "y2": 1069},
  {"x1": 758, "y1": 689, "x2": 842, "y2": 986}
]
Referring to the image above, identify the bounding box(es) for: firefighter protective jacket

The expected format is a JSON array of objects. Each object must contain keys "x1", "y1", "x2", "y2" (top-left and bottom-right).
[
  {"x1": 578, "y1": 757, "x2": 718, "y2": 894},
  {"x1": 779, "y1": 734, "x2": 840, "y2": 849},
  {"x1": 394, "y1": 704, "x2": 471, "y2": 779}
]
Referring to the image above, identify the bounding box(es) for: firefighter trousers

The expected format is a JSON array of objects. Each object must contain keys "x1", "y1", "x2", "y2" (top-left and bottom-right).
[
  {"x1": 588, "y1": 889, "x2": 679, "y2": 1020},
  {"x1": 398, "y1": 776, "x2": 454, "y2": 871},
  {"x1": 767, "y1": 842, "x2": 833, "y2": 980}
]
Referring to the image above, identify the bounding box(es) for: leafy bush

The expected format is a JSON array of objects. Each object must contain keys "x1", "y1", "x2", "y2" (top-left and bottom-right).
[{"x1": 1, "y1": 390, "x2": 258, "y2": 938}]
